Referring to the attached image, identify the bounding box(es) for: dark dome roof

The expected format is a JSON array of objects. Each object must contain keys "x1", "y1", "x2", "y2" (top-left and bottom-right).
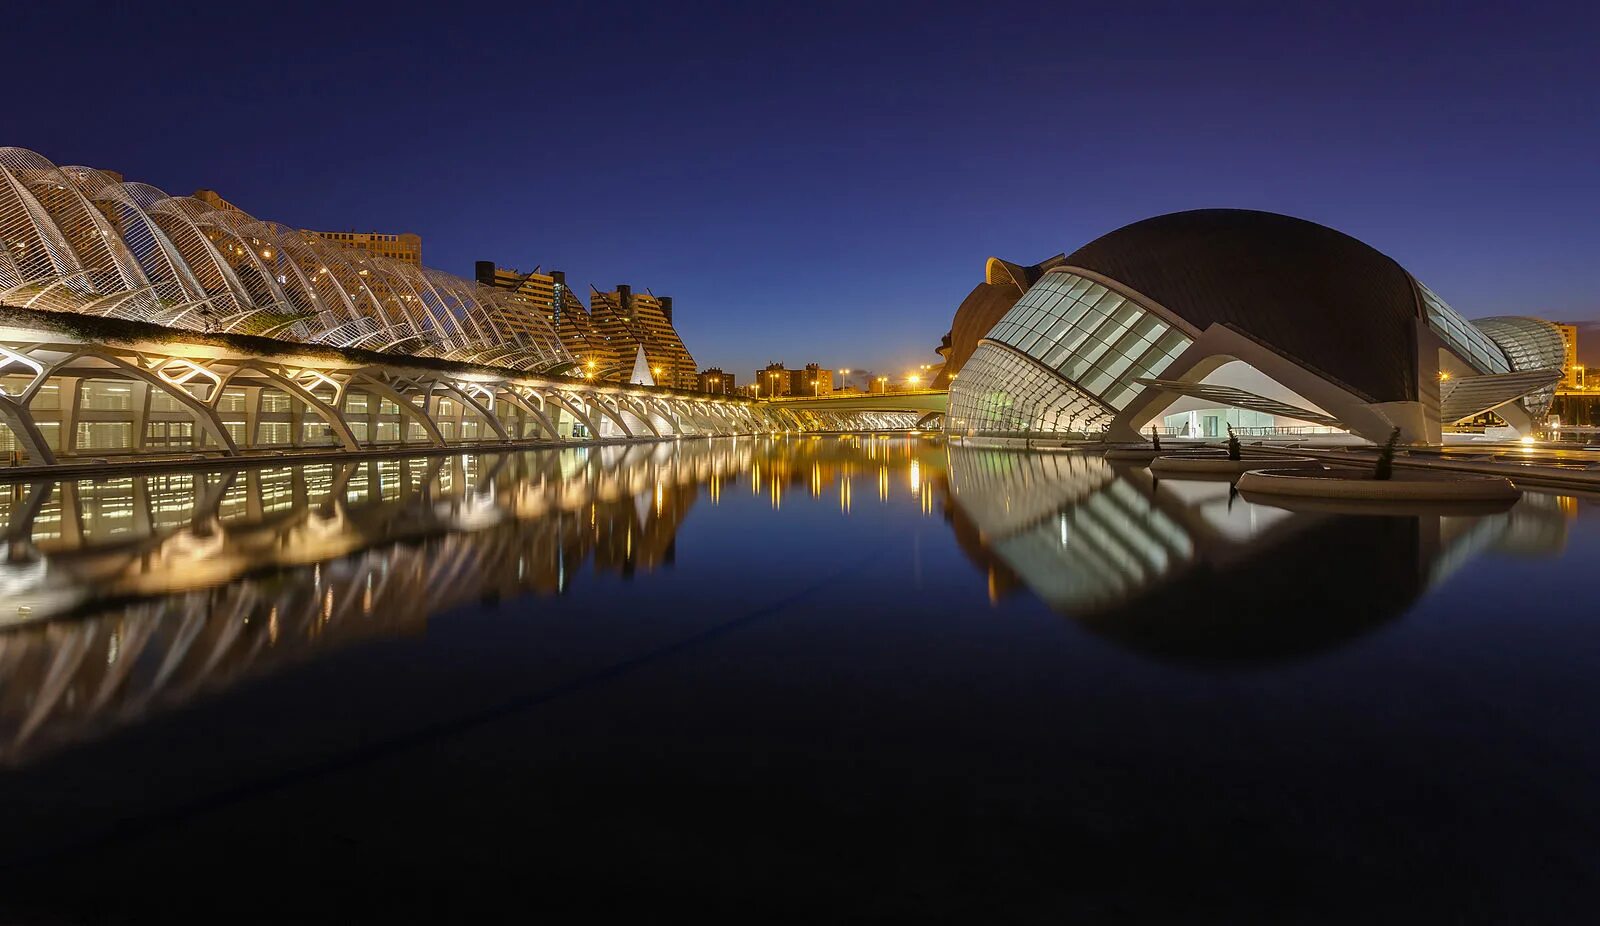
[{"x1": 1064, "y1": 209, "x2": 1424, "y2": 403}]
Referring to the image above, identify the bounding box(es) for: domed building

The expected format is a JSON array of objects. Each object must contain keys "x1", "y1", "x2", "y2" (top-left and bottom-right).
[{"x1": 945, "y1": 209, "x2": 1565, "y2": 444}]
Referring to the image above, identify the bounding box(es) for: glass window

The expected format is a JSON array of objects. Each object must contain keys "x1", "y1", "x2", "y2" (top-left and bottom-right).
[
  {"x1": 955, "y1": 270, "x2": 1194, "y2": 432},
  {"x1": 257, "y1": 421, "x2": 293, "y2": 445},
  {"x1": 79, "y1": 380, "x2": 134, "y2": 411},
  {"x1": 75, "y1": 421, "x2": 133, "y2": 450},
  {"x1": 32, "y1": 383, "x2": 60, "y2": 410},
  {"x1": 260, "y1": 389, "x2": 293, "y2": 413},
  {"x1": 218, "y1": 388, "x2": 248, "y2": 412}
]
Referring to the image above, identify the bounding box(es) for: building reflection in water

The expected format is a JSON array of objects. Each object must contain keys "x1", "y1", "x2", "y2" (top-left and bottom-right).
[
  {"x1": 941, "y1": 447, "x2": 1572, "y2": 664},
  {"x1": 0, "y1": 440, "x2": 763, "y2": 763},
  {"x1": 0, "y1": 436, "x2": 1572, "y2": 764}
]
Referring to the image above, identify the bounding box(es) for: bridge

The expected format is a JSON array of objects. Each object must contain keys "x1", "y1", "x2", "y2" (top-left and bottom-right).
[{"x1": 767, "y1": 390, "x2": 947, "y2": 431}]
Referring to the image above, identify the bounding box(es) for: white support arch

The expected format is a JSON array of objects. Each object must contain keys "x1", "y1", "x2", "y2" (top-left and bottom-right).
[
  {"x1": 40, "y1": 346, "x2": 238, "y2": 454},
  {"x1": 647, "y1": 397, "x2": 684, "y2": 436},
  {"x1": 543, "y1": 391, "x2": 600, "y2": 439},
  {"x1": 579, "y1": 393, "x2": 636, "y2": 438},
  {"x1": 209, "y1": 360, "x2": 361, "y2": 452},
  {"x1": 496, "y1": 387, "x2": 560, "y2": 440},
  {"x1": 0, "y1": 394, "x2": 55, "y2": 464},
  {"x1": 338, "y1": 372, "x2": 446, "y2": 447},
  {"x1": 429, "y1": 378, "x2": 511, "y2": 442},
  {"x1": 606, "y1": 395, "x2": 660, "y2": 438}
]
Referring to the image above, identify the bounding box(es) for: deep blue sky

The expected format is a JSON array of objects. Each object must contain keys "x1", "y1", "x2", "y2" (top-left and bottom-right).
[{"x1": 7, "y1": 1, "x2": 1598, "y2": 379}]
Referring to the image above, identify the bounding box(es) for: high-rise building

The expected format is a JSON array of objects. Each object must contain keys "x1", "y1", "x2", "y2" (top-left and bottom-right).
[
  {"x1": 475, "y1": 263, "x2": 619, "y2": 377},
  {"x1": 589, "y1": 285, "x2": 698, "y2": 390},
  {"x1": 1556, "y1": 323, "x2": 1582, "y2": 389},
  {"x1": 312, "y1": 230, "x2": 422, "y2": 266},
  {"x1": 698, "y1": 368, "x2": 736, "y2": 395}
]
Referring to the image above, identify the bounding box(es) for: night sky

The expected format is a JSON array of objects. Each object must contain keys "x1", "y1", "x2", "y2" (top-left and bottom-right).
[{"x1": 7, "y1": 1, "x2": 1597, "y2": 380}]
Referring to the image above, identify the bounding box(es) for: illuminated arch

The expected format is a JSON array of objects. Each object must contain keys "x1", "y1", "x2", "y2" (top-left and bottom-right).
[{"x1": 39, "y1": 346, "x2": 238, "y2": 454}]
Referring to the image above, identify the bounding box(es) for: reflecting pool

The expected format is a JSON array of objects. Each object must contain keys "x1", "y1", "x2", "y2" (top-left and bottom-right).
[{"x1": 0, "y1": 436, "x2": 1597, "y2": 922}]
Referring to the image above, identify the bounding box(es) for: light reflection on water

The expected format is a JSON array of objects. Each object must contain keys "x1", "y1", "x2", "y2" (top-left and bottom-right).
[{"x1": 0, "y1": 435, "x2": 1580, "y2": 765}]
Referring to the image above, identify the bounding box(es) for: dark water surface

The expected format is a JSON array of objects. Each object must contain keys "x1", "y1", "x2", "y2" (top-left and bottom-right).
[{"x1": 1, "y1": 436, "x2": 1597, "y2": 922}]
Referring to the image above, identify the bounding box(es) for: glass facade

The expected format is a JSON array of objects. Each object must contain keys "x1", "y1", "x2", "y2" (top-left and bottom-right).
[
  {"x1": 1163, "y1": 408, "x2": 1276, "y2": 438},
  {"x1": 1470, "y1": 316, "x2": 1567, "y2": 418},
  {"x1": 1416, "y1": 280, "x2": 1509, "y2": 375},
  {"x1": 949, "y1": 271, "x2": 1192, "y2": 434}
]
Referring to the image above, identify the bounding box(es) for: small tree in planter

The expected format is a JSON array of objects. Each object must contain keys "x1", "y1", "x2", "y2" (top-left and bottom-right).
[
  {"x1": 1374, "y1": 427, "x2": 1402, "y2": 480},
  {"x1": 1226, "y1": 424, "x2": 1241, "y2": 461},
  {"x1": 1149, "y1": 425, "x2": 1162, "y2": 452}
]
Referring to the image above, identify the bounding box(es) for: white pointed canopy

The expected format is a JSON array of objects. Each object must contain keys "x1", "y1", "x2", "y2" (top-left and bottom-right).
[{"x1": 628, "y1": 345, "x2": 653, "y2": 386}]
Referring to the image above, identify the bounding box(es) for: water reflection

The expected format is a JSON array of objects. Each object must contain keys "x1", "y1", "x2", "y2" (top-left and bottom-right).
[
  {"x1": 0, "y1": 437, "x2": 1575, "y2": 764},
  {"x1": 942, "y1": 448, "x2": 1572, "y2": 663}
]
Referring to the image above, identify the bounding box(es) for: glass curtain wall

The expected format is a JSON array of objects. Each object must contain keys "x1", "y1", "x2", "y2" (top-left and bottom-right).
[
  {"x1": 948, "y1": 271, "x2": 1191, "y2": 434},
  {"x1": 1415, "y1": 280, "x2": 1509, "y2": 375}
]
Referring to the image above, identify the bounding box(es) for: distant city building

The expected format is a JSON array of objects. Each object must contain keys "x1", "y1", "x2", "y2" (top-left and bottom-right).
[
  {"x1": 1556, "y1": 323, "x2": 1582, "y2": 389},
  {"x1": 699, "y1": 368, "x2": 736, "y2": 395},
  {"x1": 590, "y1": 285, "x2": 698, "y2": 390},
  {"x1": 313, "y1": 230, "x2": 422, "y2": 266},
  {"x1": 475, "y1": 263, "x2": 619, "y2": 377},
  {"x1": 192, "y1": 188, "x2": 248, "y2": 215},
  {"x1": 753, "y1": 362, "x2": 834, "y2": 398},
  {"x1": 194, "y1": 190, "x2": 424, "y2": 267}
]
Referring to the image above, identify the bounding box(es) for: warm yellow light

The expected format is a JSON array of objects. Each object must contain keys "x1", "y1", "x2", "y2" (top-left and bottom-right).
[
  {"x1": 949, "y1": 373, "x2": 958, "y2": 380},
  {"x1": 1439, "y1": 371, "x2": 1450, "y2": 381},
  {"x1": 1520, "y1": 435, "x2": 1537, "y2": 446},
  {"x1": 907, "y1": 374, "x2": 921, "y2": 385},
  {"x1": 586, "y1": 360, "x2": 596, "y2": 368}
]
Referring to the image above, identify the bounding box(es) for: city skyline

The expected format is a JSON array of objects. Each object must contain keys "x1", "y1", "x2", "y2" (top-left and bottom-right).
[{"x1": 9, "y1": 1, "x2": 1597, "y2": 379}]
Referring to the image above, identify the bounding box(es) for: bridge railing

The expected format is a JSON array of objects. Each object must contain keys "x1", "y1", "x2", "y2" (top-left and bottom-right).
[{"x1": 766, "y1": 389, "x2": 948, "y2": 402}]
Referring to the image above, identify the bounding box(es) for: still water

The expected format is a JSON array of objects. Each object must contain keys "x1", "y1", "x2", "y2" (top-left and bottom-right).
[{"x1": 0, "y1": 436, "x2": 1597, "y2": 922}]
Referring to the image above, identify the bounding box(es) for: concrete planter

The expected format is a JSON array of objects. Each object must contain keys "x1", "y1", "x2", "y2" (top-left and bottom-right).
[
  {"x1": 1236, "y1": 467, "x2": 1522, "y2": 505},
  {"x1": 1149, "y1": 454, "x2": 1320, "y2": 476}
]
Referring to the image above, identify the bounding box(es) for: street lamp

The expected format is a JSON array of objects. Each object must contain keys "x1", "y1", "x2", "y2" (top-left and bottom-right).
[
  {"x1": 838, "y1": 368, "x2": 851, "y2": 391},
  {"x1": 811, "y1": 378, "x2": 819, "y2": 397},
  {"x1": 907, "y1": 374, "x2": 921, "y2": 388}
]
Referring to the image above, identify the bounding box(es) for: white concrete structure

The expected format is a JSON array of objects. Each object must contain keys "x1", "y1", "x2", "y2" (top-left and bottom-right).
[{"x1": 946, "y1": 210, "x2": 1565, "y2": 445}]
